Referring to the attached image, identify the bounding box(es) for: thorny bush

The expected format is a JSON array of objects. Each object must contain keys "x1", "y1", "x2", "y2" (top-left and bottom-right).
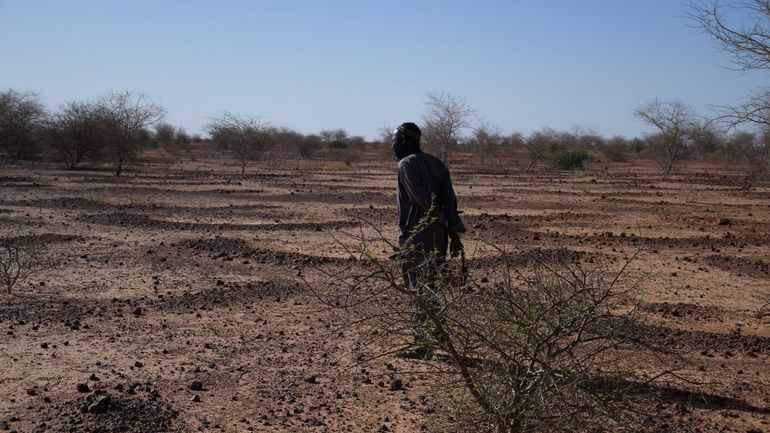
[{"x1": 310, "y1": 219, "x2": 679, "y2": 433}]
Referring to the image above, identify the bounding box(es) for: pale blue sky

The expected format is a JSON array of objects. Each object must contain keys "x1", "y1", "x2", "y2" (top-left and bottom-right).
[{"x1": 0, "y1": 1, "x2": 764, "y2": 138}]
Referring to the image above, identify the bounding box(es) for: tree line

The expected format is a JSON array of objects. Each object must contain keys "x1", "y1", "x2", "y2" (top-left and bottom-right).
[
  {"x1": 0, "y1": 90, "x2": 379, "y2": 176},
  {"x1": 1, "y1": 87, "x2": 770, "y2": 182}
]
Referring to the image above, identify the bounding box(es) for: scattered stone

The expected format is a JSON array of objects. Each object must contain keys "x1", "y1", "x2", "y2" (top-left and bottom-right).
[
  {"x1": 134, "y1": 361, "x2": 144, "y2": 368},
  {"x1": 76, "y1": 383, "x2": 90, "y2": 393},
  {"x1": 26, "y1": 388, "x2": 37, "y2": 396},
  {"x1": 191, "y1": 394, "x2": 201, "y2": 403},
  {"x1": 389, "y1": 379, "x2": 403, "y2": 391},
  {"x1": 87, "y1": 395, "x2": 111, "y2": 414},
  {"x1": 89, "y1": 373, "x2": 99, "y2": 381},
  {"x1": 189, "y1": 381, "x2": 203, "y2": 391}
]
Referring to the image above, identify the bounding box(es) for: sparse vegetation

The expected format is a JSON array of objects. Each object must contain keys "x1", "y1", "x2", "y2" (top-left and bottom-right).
[
  {"x1": 0, "y1": 236, "x2": 47, "y2": 295},
  {"x1": 691, "y1": 0, "x2": 770, "y2": 128},
  {"x1": 468, "y1": 121, "x2": 503, "y2": 165},
  {"x1": 95, "y1": 92, "x2": 165, "y2": 176},
  {"x1": 312, "y1": 222, "x2": 672, "y2": 433},
  {"x1": 44, "y1": 101, "x2": 103, "y2": 169},
  {"x1": 422, "y1": 91, "x2": 474, "y2": 161},
  {"x1": 0, "y1": 89, "x2": 46, "y2": 159},
  {"x1": 207, "y1": 112, "x2": 271, "y2": 176},
  {"x1": 635, "y1": 99, "x2": 699, "y2": 178},
  {"x1": 549, "y1": 147, "x2": 592, "y2": 170},
  {"x1": 603, "y1": 136, "x2": 630, "y2": 162}
]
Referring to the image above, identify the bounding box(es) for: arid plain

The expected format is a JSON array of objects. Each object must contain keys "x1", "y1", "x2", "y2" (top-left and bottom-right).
[{"x1": 1, "y1": 153, "x2": 769, "y2": 432}]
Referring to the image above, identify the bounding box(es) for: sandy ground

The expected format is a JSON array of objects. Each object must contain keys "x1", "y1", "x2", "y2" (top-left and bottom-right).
[{"x1": 1, "y1": 155, "x2": 770, "y2": 432}]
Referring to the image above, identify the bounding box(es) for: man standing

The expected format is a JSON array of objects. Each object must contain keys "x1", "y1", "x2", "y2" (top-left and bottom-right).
[{"x1": 391, "y1": 122, "x2": 465, "y2": 359}]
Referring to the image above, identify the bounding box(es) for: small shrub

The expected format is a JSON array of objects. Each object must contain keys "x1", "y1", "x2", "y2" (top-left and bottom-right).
[
  {"x1": 326, "y1": 140, "x2": 347, "y2": 149},
  {"x1": 549, "y1": 147, "x2": 591, "y2": 170},
  {"x1": 0, "y1": 236, "x2": 47, "y2": 294},
  {"x1": 603, "y1": 137, "x2": 629, "y2": 162}
]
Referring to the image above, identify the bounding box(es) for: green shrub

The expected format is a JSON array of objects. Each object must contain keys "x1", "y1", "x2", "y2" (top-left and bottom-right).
[
  {"x1": 326, "y1": 140, "x2": 347, "y2": 149},
  {"x1": 549, "y1": 147, "x2": 591, "y2": 170}
]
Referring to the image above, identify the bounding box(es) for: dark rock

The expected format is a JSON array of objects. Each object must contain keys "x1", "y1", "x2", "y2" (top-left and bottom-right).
[
  {"x1": 40, "y1": 342, "x2": 48, "y2": 349},
  {"x1": 389, "y1": 379, "x2": 403, "y2": 391},
  {"x1": 189, "y1": 381, "x2": 203, "y2": 391},
  {"x1": 191, "y1": 394, "x2": 201, "y2": 403},
  {"x1": 26, "y1": 388, "x2": 37, "y2": 396},
  {"x1": 76, "y1": 383, "x2": 90, "y2": 393},
  {"x1": 87, "y1": 395, "x2": 111, "y2": 414}
]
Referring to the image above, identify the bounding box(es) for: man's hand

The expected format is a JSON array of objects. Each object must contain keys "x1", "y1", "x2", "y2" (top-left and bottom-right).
[{"x1": 449, "y1": 236, "x2": 463, "y2": 258}]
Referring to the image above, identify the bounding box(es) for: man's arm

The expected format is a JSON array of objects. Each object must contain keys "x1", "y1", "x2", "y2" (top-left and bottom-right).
[{"x1": 440, "y1": 168, "x2": 466, "y2": 242}]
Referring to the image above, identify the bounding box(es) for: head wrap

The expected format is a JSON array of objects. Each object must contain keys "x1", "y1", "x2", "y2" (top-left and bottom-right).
[{"x1": 392, "y1": 122, "x2": 421, "y2": 159}]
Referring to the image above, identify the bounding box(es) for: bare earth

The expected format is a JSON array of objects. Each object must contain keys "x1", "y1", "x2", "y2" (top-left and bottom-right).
[{"x1": 1, "y1": 155, "x2": 769, "y2": 432}]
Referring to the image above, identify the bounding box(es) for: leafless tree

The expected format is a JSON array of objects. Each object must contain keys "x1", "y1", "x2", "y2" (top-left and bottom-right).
[
  {"x1": 317, "y1": 128, "x2": 349, "y2": 150},
  {"x1": 377, "y1": 125, "x2": 396, "y2": 160},
  {"x1": 422, "y1": 91, "x2": 474, "y2": 161},
  {"x1": 175, "y1": 128, "x2": 191, "y2": 147},
  {"x1": 0, "y1": 89, "x2": 46, "y2": 159},
  {"x1": 635, "y1": 99, "x2": 698, "y2": 177},
  {"x1": 310, "y1": 219, "x2": 676, "y2": 433},
  {"x1": 524, "y1": 128, "x2": 558, "y2": 171},
  {"x1": 0, "y1": 236, "x2": 47, "y2": 295},
  {"x1": 574, "y1": 126, "x2": 605, "y2": 148},
  {"x1": 468, "y1": 121, "x2": 503, "y2": 165},
  {"x1": 44, "y1": 101, "x2": 104, "y2": 169},
  {"x1": 690, "y1": 1, "x2": 770, "y2": 127},
  {"x1": 727, "y1": 130, "x2": 770, "y2": 186},
  {"x1": 207, "y1": 112, "x2": 271, "y2": 176},
  {"x1": 154, "y1": 122, "x2": 176, "y2": 148},
  {"x1": 690, "y1": 122, "x2": 725, "y2": 159},
  {"x1": 95, "y1": 92, "x2": 164, "y2": 176},
  {"x1": 603, "y1": 136, "x2": 631, "y2": 162}
]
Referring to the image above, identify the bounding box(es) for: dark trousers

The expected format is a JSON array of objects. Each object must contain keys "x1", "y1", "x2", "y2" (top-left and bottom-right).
[{"x1": 400, "y1": 222, "x2": 448, "y2": 343}]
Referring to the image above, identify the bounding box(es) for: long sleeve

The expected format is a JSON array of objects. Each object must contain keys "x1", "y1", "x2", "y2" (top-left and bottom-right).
[{"x1": 440, "y1": 168, "x2": 466, "y2": 239}]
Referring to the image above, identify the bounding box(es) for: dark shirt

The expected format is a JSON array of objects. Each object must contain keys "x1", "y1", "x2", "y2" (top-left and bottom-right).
[{"x1": 396, "y1": 151, "x2": 465, "y2": 246}]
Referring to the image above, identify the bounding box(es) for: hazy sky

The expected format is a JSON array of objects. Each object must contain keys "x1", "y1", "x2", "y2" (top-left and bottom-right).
[{"x1": 0, "y1": 1, "x2": 765, "y2": 139}]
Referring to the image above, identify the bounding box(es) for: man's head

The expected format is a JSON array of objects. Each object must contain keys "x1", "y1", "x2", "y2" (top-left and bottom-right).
[{"x1": 391, "y1": 122, "x2": 421, "y2": 160}]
